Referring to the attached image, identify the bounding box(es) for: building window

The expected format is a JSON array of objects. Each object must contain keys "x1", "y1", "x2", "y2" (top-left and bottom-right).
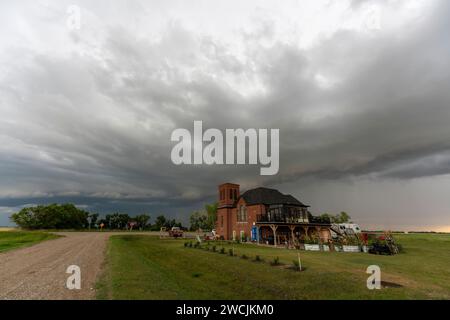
[
  {"x1": 237, "y1": 205, "x2": 247, "y2": 222},
  {"x1": 221, "y1": 215, "x2": 224, "y2": 227}
]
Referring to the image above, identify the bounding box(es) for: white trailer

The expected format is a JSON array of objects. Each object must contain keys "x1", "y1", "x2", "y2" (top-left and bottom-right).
[{"x1": 331, "y1": 223, "x2": 362, "y2": 238}]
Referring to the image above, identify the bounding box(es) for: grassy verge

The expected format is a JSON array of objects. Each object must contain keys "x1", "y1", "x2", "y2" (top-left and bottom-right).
[
  {"x1": 96, "y1": 233, "x2": 450, "y2": 299},
  {"x1": 0, "y1": 231, "x2": 61, "y2": 253}
]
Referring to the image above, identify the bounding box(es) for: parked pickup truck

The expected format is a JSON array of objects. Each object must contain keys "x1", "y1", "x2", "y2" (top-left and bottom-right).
[{"x1": 168, "y1": 226, "x2": 184, "y2": 238}]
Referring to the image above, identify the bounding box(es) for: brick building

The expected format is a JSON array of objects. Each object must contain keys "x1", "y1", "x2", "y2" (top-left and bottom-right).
[{"x1": 216, "y1": 183, "x2": 332, "y2": 246}]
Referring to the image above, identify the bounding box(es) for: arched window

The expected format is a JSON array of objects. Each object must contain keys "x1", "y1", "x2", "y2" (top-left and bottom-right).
[{"x1": 238, "y1": 205, "x2": 247, "y2": 222}]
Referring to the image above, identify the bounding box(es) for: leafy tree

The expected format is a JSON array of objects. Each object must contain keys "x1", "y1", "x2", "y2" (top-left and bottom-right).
[
  {"x1": 318, "y1": 213, "x2": 333, "y2": 223},
  {"x1": 318, "y1": 212, "x2": 352, "y2": 223},
  {"x1": 335, "y1": 211, "x2": 352, "y2": 223},
  {"x1": 10, "y1": 204, "x2": 89, "y2": 230},
  {"x1": 189, "y1": 211, "x2": 209, "y2": 231},
  {"x1": 107, "y1": 213, "x2": 131, "y2": 229},
  {"x1": 188, "y1": 202, "x2": 218, "y2": 231},
  {"x1": 134, "y1": 214, "x2": 151, "y2": 230},
  {"x1": 205, "y1": 202, "x2": 218, "y2": 230},
  {"x1": 119, "y1": 213, "x2": 131, "y2": 229},
  {"x1": 150, "y1": 215, "x2": 183, "y2": 230},
  {"x1": 164, "y1": 218, "x2": 182, "y2": 229},
  {"x1": 154, "y1": 215, "x2": 167, "y2": 229},
  {"x1": 104, "y1": 214, "x2": 112, "y2": 229},
  {"x1": 109, "y1": 213, "x2": 121, "y2": 229},
  {"x1": 88, "y1": 213, "x2": 99, "y2": 229}
]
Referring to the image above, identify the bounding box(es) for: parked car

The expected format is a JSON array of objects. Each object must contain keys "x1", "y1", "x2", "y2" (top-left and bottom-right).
[{"x1": 168, "y1": 226, "x2": 183, "y2": 238}]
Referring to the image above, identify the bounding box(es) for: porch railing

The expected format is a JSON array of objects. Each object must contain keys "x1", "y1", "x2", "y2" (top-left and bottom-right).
[{"x1": 256, "y1": 213, "x2": 308, "y2": 223}]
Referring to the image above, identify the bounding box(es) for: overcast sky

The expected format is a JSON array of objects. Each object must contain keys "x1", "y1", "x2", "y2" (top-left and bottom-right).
[{"x1": 1, "y1": 0, "x2": 450, "y2": 231}]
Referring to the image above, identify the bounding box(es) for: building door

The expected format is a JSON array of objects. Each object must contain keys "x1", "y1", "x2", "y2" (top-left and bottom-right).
[{"x1": 251, "y1": 226, "x2": 258, "y2": 242}]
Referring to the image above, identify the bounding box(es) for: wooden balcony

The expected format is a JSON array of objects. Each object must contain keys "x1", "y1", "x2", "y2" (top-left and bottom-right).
[{"x1": 256, "y1": 213, "x2": 309, "y2": 224}]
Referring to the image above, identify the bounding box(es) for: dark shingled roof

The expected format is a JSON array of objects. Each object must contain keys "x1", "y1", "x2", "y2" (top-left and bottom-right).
[{"x1": 239, "y1": 187, "x2": 309, "y2": 207}]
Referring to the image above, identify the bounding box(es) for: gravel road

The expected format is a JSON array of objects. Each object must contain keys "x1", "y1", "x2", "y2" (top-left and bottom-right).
[{"x1": 0, "y1": 232, "x2": 110, "y2": 300}]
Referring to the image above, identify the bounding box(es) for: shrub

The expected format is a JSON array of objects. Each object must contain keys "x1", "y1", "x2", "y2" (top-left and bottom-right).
[
  {"x1": 184, "y1": 242, "x2": 189, "y2": 247},
  {"x1": 220, "y1": 247, "x2": 225, "y2": 254},
  {"x1": 241, "y1": 254, "x2": 248, "y2": 260},
  {"x1": 271, "y1": 256, "x2": 280, "y2": 266},
  {"x1": 212, "y1": 245, "x2": 217, "y2": 252},
  {"x1": 188, "y1": 242, "x2": 193, "y2": 248},
  {"x1": 344, "y1": 237, "x2": 360, "y2": 246},
  {"x1": 292, "y1": 260, "x2": 303, "y2": 271},
  {"x1": 304, "y1": 238, "x2": 319, "y2": 245},
  {"x1": 255, "y1": 255, "x2": 262, "y2": 262},
  {"x1": 228, "y1": 248, "x2": 234, "y2": 256}
]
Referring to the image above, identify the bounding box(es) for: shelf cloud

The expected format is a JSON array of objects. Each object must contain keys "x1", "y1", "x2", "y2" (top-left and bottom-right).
[{"x1": 1, "y1": 0, "x2": 449, "y2": 230}]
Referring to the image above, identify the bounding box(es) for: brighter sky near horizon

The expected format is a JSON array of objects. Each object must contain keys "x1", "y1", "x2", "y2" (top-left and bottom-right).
[{"x1": 1, "y1": 0, "x2": 450, "y2": 231}]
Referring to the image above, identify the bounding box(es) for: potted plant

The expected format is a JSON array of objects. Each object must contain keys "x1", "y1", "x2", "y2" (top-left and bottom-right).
[
  {"x1": 342, "y1": 237, "x2": 360, "y2": 252},
  {"x1": 360, "y1": 238, "x2": 369, "y2": 253},
  {"x1": 332, "y1": 239, "x2": 343, "y2": 252}
]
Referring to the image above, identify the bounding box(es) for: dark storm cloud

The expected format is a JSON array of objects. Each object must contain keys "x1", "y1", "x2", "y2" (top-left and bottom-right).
[{"x1": 1, "y1": 0, "x2": 450, "y2": 228}]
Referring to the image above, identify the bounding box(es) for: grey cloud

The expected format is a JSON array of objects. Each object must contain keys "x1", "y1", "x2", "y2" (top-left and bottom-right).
[{"x1": 0, "y1": 0, "x2": 450, "y2": 229}]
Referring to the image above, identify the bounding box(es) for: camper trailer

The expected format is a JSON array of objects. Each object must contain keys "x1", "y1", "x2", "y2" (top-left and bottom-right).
[{"x1": 331, "y1": 223, "x2": 362, "y2": 238}]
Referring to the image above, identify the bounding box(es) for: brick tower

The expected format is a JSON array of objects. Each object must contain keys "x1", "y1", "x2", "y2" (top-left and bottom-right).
[{"x1": 216, "y1": 183, "x2": 240, "y2": 239}]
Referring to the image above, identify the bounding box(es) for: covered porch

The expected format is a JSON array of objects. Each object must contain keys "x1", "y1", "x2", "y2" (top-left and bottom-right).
[{"x1": 256, "y1": 223, "x2": 332, "y2": 248}]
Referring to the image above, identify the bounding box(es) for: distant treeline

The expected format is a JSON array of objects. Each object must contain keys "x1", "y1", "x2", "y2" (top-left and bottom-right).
[
  {"x1": 367, "y1": 230, "x2": 449, "y2": 234},
  {"x1": 10, "y1": 204, "x2": 184, "y2": 231}
]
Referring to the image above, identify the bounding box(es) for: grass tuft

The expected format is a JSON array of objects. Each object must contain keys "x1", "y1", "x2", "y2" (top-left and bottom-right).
[{"x1": 271, "y1": 256, "x2": 280, "y2": 266}]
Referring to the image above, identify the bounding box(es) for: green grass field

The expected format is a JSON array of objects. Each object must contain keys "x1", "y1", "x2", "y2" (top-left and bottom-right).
[
  {"x1": 0, "y1": 231, "x2": 60, "y2": 253},
  {"x1": 96, "y1": 233, "x2": 450, "y2": 300}
]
